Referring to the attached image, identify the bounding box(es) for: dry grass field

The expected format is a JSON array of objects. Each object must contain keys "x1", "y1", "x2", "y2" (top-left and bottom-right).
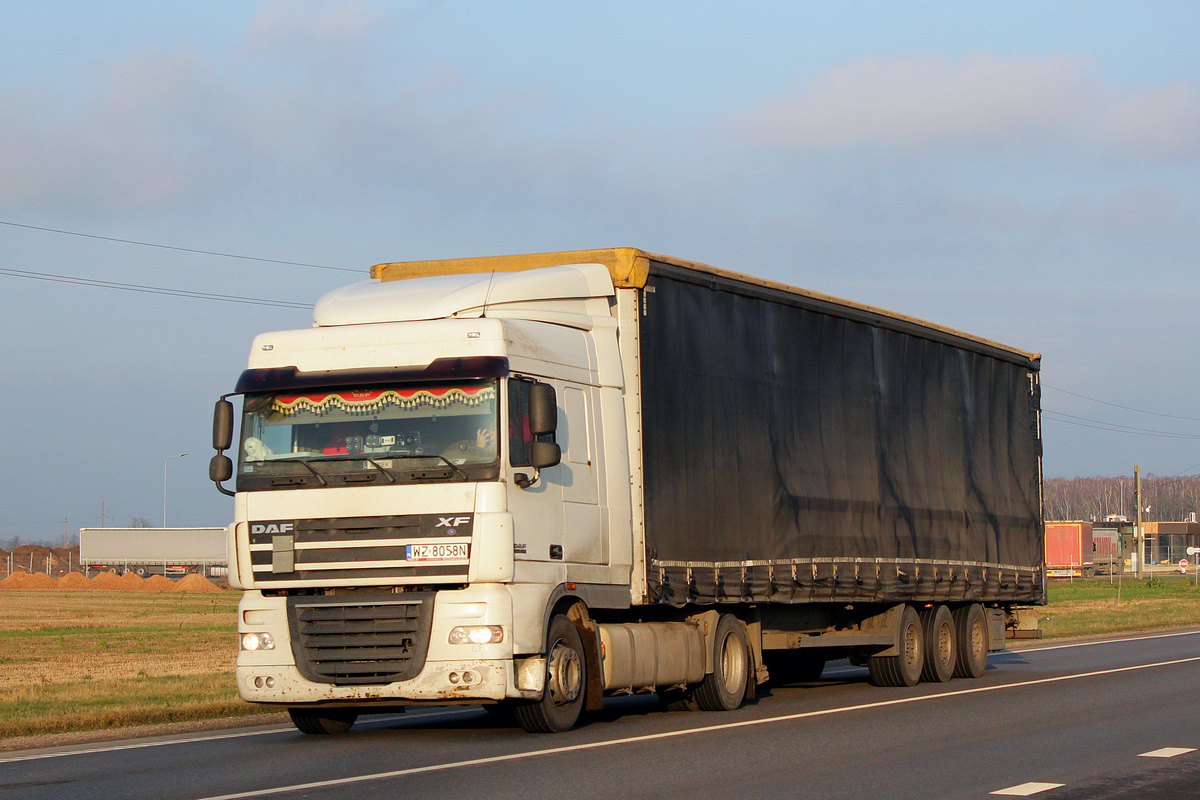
[
  {"x1": 0, "y1": 589, "x2": 256, "y2": 739},
  {"x1": 1, "y1": 577, "x2": 1198, "y2": 742}
]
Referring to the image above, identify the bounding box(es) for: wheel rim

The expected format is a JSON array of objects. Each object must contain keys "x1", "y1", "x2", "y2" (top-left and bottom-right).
[
  {"x1": 938, "y1": 622, "x2": 953, "y2": 666},
  {"x1": 904, "y1": 622, "x2": 921, "y2": 672},
  {"x1": 719, "y1": 634, "x2": 746, "y2": 694},
  {"x1": 971, "y1": 619, "x2": 986, "y2": 659},
  {"x1": 547, "y1": 639, "x2": 582, "y2": 707}
]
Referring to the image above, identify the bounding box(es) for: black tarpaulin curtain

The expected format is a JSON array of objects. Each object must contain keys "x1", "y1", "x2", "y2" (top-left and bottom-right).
[{"x1": 639, "y1": 271, "x2": 1042, "y2": 575}]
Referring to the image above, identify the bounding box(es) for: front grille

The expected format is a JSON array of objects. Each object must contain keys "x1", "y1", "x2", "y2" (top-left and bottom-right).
[
  {"x1": 287, "y1": 593, "x2": 434, "y2": 685},
  {"x1": 249, "y1": 514, "x2": 472, "y2": 586}
]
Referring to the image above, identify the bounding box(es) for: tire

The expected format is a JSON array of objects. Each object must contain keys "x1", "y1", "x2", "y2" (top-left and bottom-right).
[
  {"x1": 693, "y1": 614, "x2": 750, "y2": 711},
  {"x1": 514, "y1": 615, "x2": 587, "y2": 733},
  {"x1": 952, "y1": 604, "x2": 988, "y2": 679},
  {"x1": 763, "y1": 651, "x2": 826, "y2": 686},
  {"x1": 288, "y1": 707, "x2": 357, "y2": 735},
  {"x1": 867, "y1": 605, "x2": 923, "y2": 687},
  {"x1": 919, "y1": 605, "x2": 955, "y2": 683}
]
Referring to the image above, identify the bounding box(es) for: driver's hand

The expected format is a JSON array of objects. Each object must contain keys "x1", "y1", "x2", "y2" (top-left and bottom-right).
[{"x1": 475, "y1": 428, "x2": 495, "y2": 449}]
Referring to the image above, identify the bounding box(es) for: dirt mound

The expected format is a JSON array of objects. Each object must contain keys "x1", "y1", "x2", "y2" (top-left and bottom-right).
[
  {"x1": 172, "y1": 573, "x2": 221, "y2": 593},
  {"x1": 89, "y1": 571, "x2": 125, "y2": 590},
  {"x1": 116, "y1": 571, "x2": 145, "y2": 591},
  {"x1": 0, "y1": 573, "x2": 31, "y2": 589},
  {"x1": 56, "y1": 572, "x2": 90, "y2": 589},
  {"x1": 142, "y1": 574, "x2": 175, "y2": 591},
  {"x1": 0, "y1": 572, "x2": 59, "y2": 590}
]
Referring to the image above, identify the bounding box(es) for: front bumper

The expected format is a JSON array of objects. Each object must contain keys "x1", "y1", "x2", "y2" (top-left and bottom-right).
[{"x1": 237, "y1": 584, "x2": 540, "y2": 705}]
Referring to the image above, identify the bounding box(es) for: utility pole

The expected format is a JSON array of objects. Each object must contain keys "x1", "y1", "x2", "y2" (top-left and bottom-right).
[
  {"x1": 1134, "y1": 465, "x2": 1143, "y2": 580},
  {"x1": 63, "y1": 518, "x2": 68, "y2": 549},
  {"x1": 98, "y1": 502, "x2": 111, "y2": 527}
]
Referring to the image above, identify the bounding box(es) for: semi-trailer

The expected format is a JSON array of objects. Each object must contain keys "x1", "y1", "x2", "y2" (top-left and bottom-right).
[
  {"x1": 78, "y1": 527, "x2": 228, "y2": 578},
  {"x1": 1045, "y1": 521, "x2": 1095, "y2": 578},
  {"x1": 209, "y1": 248, "x2": 1045, "y2": 734}
]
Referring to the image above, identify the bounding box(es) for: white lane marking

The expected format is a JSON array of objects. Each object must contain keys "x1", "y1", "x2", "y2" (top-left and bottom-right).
[
  {"x1": 0, "y1": 710, "x2": 474, "y2": 764},
  {"x1": 1140, "y1": 747, "x2": 1196, "y2": 758},
  {"x1": 990, "y1": 782, "x2": 1064, "y2": 796},
  {"x1": 1012, "y1": 629, "x2": 1200, "y2": 654},
  {"x1": 189, "y1": 655, "x2": 1200, "y2": 800}
]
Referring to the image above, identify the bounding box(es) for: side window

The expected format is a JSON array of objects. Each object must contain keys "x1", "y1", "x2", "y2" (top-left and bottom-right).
[
  {"x1": 508, "y1": 378, "x2": 533, "y2": 467},
  {"x1": 508, "y1": 378, "x2": 556, "y2": 468}
]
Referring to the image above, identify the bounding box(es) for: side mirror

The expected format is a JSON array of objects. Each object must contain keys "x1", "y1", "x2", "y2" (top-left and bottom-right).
[
  {"x1": 530, "y1": 440, "x2": 561, "y2": 469},
  {"x1": 213, "y1": 399, "x2": 235, "y2": 451},
  {"x1": 210, "y1": 454, "x2": 233, "y2": 483},
  {"x1": 210, "y1": 454, "x2": 234, "y2": 497},
  {"x1": 529, "y1": 382, "x2": 557, "y2": 436}
]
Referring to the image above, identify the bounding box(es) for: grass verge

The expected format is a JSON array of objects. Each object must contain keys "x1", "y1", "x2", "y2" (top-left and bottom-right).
[{"x1": 1042, "y1": 573, "x2": 1200, "y2": 639}]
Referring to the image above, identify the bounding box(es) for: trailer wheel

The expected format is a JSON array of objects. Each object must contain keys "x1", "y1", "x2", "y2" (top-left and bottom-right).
[
  {"x1": 952, "y1": 604, "x2": 988, "y2": 679},
  {"x1": 694, "y1": 614, "x2": 749, "y2": 711},
  {"x1": 514, "y1": 614, "x2": 587, "y2": 733},
  {"x1": 919, "y1": 605, "x2": 955, "y2": 683},
  {"x1": 287, "y1": 708, "x2": 357, "y2": 735},
  {"x1": 867, "y1": 605, "x2": 923, "y2": 687}
]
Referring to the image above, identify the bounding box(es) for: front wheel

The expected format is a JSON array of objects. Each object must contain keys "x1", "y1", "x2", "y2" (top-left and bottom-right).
[{"x1": 514, "y1": 615, "x2": 587, "y2": 733}]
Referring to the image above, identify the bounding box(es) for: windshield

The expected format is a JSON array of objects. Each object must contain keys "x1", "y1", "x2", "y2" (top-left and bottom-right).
[{"x1": 236, "y1": 379, "x2": 499, "y2": 490}]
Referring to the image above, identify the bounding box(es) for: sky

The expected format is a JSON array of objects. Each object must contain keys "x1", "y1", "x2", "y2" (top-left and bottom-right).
[{"x1": 2, "y1": 1, "x2": 1199, "y2": 541}]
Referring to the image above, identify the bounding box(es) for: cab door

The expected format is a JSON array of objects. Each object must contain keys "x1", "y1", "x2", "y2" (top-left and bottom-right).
[{"x1": 559, "y1": 385, "x2": 603, "y2": 564}]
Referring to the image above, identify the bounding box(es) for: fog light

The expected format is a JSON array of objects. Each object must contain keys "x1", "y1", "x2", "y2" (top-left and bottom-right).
[
  {"x1": 240, "y1": 632, "x2": 275, "y2": 651},
  {"x1": 449, "y1": 672, "x2": 460, "y2": 684},
  {"x1": 254, "y1": 676, "x2": 265, "y2": 688},
  {"x1": 265, "y1": 676, "x2": 276, "y2": 689},
  {"x1": 448, "y1": 625, "x2": 503, "y2": 645},
  {"x1": 462, "y1": 671, "x2": 475, "y2": 684}
]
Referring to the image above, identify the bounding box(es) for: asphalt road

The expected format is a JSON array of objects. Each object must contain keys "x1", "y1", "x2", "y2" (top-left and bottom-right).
[{"x1": 4, "y1": 630, "x2": 1200, "y2": 800}]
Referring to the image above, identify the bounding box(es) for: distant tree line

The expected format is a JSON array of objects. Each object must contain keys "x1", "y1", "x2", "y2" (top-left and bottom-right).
[{"x1": 1045, "y1": 474, "x2": 1200, "y2": 522}]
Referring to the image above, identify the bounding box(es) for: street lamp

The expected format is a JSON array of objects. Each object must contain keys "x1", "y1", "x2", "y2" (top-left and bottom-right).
[{"x1": 163, "y1": 453, "x2": 187, "y2": 528}]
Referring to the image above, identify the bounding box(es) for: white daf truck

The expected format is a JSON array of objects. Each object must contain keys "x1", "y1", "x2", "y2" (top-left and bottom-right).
[{"x1": 210, "y1": 248, "x2": 1044, "y2": 734}]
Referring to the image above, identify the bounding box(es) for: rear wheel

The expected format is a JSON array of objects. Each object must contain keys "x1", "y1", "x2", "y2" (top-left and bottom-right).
[
  {"x1": 514, "y1": 615, "x2": 587, "y2": 733},
  {"x1": 288, "y1": 708, "x2": 357, "y2": 735},
  {"x1": 919, "y1": 605, "x2": 956, "y2": 683},
  {"x1": 868, "y1": 605, "x2": 923, "y2": 687},
  {"x1": 694, "y1": 614, "x2": 750, "y2": 711},
  {"x1": 952, "y1": 604, "x2": 988, "y2": 679}
]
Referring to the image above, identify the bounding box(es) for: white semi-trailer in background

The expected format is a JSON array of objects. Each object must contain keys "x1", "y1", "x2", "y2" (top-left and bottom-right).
[
  {"x1": 209, "y1": 248, "x2": 1045, "y2": 734},
  {"x1": 79, "y1": 527, "x2": 227, "y2": 577}
]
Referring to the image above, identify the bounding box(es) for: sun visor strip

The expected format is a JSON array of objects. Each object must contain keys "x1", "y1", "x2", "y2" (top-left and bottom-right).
[{"x1": 234, "y1": 356, "x2": 510, "y2": 394}]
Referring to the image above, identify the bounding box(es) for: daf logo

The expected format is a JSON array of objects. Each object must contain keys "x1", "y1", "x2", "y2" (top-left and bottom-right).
[
  {"x1": 251, "y1": 522, "x2": 295, "y2": 535},
  {"x1": 436, "y1": 517, "x2": 471, "y2": 528}
]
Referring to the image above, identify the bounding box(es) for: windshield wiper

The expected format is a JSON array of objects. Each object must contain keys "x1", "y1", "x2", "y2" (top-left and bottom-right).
[
  {"x1": 361, "y1": 457, "x2": 396, "y2": 484},
  {"x1": 275, "y1": 456, "x2": 328, "y2": 487}
]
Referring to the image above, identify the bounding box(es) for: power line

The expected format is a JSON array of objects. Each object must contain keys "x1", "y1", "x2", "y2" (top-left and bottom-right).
[
  {"x1": 0, "y1": 219, "x2": 358, "y2": 273},
  {"x1": 0, "y1": 266, "x2": 312, "y2": 309},
  {"x1": 1042, "y1": 382, "x2": 1200, "y2": 422},
  {"x1": 1042, "y1": 409, "x2": 1200, "y2": 440}
]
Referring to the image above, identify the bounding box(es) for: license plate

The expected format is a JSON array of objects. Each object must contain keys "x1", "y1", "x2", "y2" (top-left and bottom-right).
[{"x1": 406, "y1": 542, "x2": 469, "y2": 561}]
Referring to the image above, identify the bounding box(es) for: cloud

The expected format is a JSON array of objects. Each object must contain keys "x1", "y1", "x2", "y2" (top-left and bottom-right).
[
  {"x1": 739, "y1": 52, "x2": 1200, "y2": 161},
  {"x1": 245, "y1": 0, "x2": 390, "y2": 56}
]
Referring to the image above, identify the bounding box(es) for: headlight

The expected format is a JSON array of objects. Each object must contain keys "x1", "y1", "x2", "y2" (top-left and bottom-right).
[
  {"x1": 449, "y1": 625, "x2": 504, "y2": 645},
  {"x1": 240, "y1": 632, "x2": 275, "y2": 651}
]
